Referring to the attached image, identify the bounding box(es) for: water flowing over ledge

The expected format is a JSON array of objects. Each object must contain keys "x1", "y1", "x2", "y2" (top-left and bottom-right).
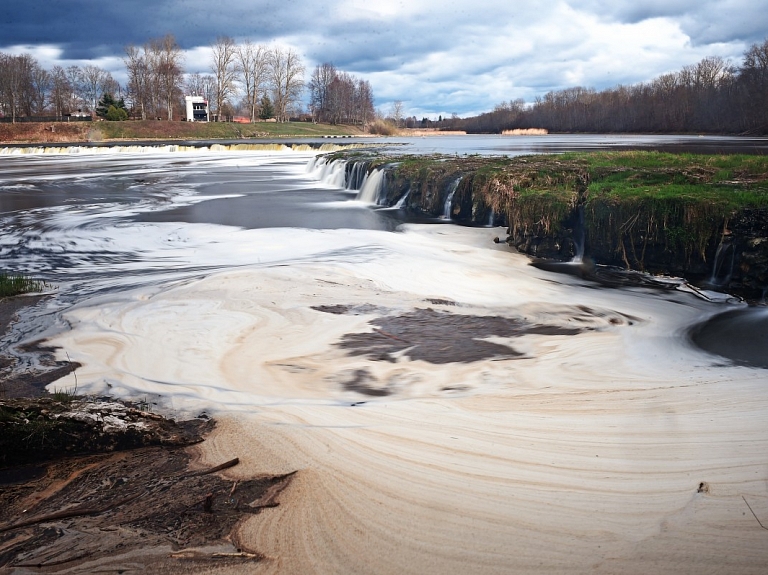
[
  {"x1": 306, "y1": 151, "x2": 768, "y2": 301},
  {"x1": 0, "y1": 141, "x2": 377, "y2": 155}
]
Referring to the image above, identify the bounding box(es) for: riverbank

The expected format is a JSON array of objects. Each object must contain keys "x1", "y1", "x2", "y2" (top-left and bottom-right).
[
  {"x1": 0, "y1": 120, "x2": 368, "y2": 144},
  {"x1": 329, "y1": 150, "x2": 768, "y2": 300},
  {"x1": 0, "y1": 296, "x2": 291, "y2": 572},
  {"x1": 40, "y1": 223, "x2": 768, "y2": 574}
]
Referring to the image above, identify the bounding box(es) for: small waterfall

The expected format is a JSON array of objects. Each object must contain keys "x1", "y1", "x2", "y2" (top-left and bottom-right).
[
  {"x1": 306, "y1": 157, "x2": 348, "y2": 188},
  {"x1": 707, "y1": 241, "x2": 735, "y2": 287},
  {"x1": 357, "y1": 169, "x2": 385, "y2": 204},
  {"x1": 1, "y1": 142, "x2": 372, "y2": 156},
  {"x1": 571, "y1": 205, "x2": 586, "y2": 263},
  {"x1": 441, "y1": 177, "x2": 462, "y2": 220},
  {"x1": 346, "y1": 161, "x2": 371, "y2": 190},
  {"x1": 394, "y1": 189, "x2": 411, "y2": 209}
]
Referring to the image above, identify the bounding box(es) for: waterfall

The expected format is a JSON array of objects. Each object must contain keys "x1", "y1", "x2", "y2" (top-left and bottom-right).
[
  {"x1": 1, "y1": 142, "x2": 371, "y2": 155},
  {"x1": 357, "y1": 169, "x2": 385, "y2": 204},
  {"x1": 346, "y1": 161, "x2": 371, "y2": 190},
  {"x1": 441, "y1": 177, "x2": 462, "y2": 220},
  {"x1": 394, "y1": 189, "x2": 411, "y2": 209},
  {"x1": 571, "y1": 205, "x2": 586, "y2": 263},
  {"x1": 707, "y1": 242, "x2": 735, "y2": 287},
  {"x1": 306, "y1": 157, "x2": 348, "y2": 188}
]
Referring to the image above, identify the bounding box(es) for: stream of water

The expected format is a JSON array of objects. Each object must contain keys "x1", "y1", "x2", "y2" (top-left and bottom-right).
[{"x1": 1, "y1": 135, "x2": 767, "y2": 573}]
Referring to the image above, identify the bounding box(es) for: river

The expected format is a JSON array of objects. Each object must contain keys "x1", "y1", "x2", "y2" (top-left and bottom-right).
[{"x1": 1, "y1": 135, "x2": 767, "y2": 574}]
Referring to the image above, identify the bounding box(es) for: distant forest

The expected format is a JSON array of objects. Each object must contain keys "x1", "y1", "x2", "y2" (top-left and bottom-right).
[{"x1": 455, "y1": 37, "x2": 768, "y2": 135}]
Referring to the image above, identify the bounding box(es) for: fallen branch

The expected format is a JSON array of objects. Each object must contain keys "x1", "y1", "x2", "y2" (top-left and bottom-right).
[
  {"x1": 185, "y1": 457, "x2": 240, "y2": 478},
  {"x1": 249, "y1": 471, "x2": 297, "y2": 511},
  {"x1": 743, "y1": 496, "x2": 768, "y2": 531},
  {"x1": 170, "y1": 550, "x2": 261, "y2": 560}
]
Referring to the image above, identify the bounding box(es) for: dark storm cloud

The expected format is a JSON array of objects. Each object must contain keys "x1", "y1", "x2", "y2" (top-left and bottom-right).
[
  {"x1": 1, "y1": 1, "x2": 766, "y2": 117},
  {"x1": 584, "y1": 0, "x2": 768, "y2": 45}
]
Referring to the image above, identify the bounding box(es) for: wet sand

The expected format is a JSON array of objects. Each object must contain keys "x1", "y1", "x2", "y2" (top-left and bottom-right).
[{"x1": 41, "y1": 224, "x2": 768, "y2": 574}]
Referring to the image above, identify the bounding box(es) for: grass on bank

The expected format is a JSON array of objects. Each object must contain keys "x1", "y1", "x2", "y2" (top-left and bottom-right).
[
  {"x1": 95, "y1": 119, "x2": 366, "y2": 140},
  {"x1": 0, "y1": 273, "x2": 46, "y2": 298},
  {"x1": 0, "y1": 120, "x2": 367, "y2": 144}
]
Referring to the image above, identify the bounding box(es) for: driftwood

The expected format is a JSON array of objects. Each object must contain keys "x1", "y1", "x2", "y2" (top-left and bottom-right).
[
  {"x1": 743, "y1": 496, "x2": 768, "y2": 531},
  {"x1": 0, "y1": 458, "x2": 241, "y2": 534},
  {"x1": 0, "y1": 490, "x2": 147, "y2": 534},
  {"x1": 185, "y1": 457, "x2": 240, "y2": 478},
  {"x1": 170, "y1": 550, "x2": 261, "y2": 560}
]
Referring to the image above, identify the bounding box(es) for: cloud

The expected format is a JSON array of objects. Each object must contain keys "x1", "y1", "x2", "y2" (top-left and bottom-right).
[{"x1": 0, "y1": 0, "x2": 765, "y2": 117}]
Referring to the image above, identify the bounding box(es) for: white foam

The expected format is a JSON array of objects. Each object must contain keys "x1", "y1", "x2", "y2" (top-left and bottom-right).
[{"x1": 19, "y1": 149, "x2": 768, "y2": 573}]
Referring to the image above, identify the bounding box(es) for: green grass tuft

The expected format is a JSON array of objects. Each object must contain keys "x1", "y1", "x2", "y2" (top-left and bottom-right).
[{"x1": 0, "y1": 272, "x2": 47, "y2": 298}]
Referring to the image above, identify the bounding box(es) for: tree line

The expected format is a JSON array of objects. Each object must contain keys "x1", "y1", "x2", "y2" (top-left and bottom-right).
[
  {"x1": 307, "y1": 62, "x2": 375, "y2": 127},
  {"x1": 0, "y1": 53, "x2": 119, "y2": 121},
  {"x1": 456, "y1": 37, "x2": 768, "y2": 135},
  {"x1": 0, "y1": 34, "x2": 376, "y2": 124}
]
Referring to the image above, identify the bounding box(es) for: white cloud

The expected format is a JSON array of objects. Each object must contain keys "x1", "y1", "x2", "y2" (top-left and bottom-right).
[{"x1": 0, "y1": 0, "x2": 765, "y2": 117}]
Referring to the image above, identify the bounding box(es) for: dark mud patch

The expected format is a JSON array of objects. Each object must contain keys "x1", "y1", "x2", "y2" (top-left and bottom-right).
[
  {"x1": 689, "y1": 307, "x2": 768, "y2": 369},
  {"x1": 312, "y1": 303, "x2": 383, "y2": 316},
  {"x1": 0, "y1": 398, "x2": 203, "y2": 468},
  {"x1": 338, "y1": 369, "x2": 392, "y2": 396},
  {"x1": 337, "y1": 308, "x2": 583, "y2": 364}
]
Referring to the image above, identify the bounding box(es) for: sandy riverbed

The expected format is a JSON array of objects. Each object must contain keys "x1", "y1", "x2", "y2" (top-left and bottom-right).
[{"x1": 43, "y1": 223, "x2": 768, "y2": 574}]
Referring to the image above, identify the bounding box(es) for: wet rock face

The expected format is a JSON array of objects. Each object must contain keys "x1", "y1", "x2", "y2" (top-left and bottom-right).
[
  {"x1": 723, "y1": 208, "x2": 768, "y2": 300},
  {"x1": 506, "y1": 207, "x2": 768, "y2": 300},
  {"x1": 371, "y1": 162, "x2": 767, "y2": 301}
]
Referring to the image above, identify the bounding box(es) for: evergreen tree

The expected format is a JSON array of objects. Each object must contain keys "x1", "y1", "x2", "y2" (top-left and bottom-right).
[
  {"x1": 259, "y1": 94, "x2": 274, "y2": 120},
  {"x1": 96, "y1": 93, "x2": 127, "y2": 118},
  {"x1": 105, "y1": 104, "x2": 128, "y2": 121},
  {"x1": 96, "y1": 93, "x2": 117, "y2": 118}
]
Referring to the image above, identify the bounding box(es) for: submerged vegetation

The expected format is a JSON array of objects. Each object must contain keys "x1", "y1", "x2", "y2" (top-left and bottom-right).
[{"x1": 0, "y1": 272, "x2": 46, "y2": 298}]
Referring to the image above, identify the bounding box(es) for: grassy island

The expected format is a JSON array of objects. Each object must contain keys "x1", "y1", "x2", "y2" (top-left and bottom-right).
[{"x1": 331, "y1": 150, "x2": 768, "y2": 298}]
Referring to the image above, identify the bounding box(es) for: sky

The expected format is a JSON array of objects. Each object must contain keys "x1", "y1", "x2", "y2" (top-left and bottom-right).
[{"x1": 1, "y1": 0, "x2": 767, "y2": 118}]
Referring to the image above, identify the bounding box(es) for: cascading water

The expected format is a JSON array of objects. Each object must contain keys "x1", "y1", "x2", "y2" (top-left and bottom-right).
[
  {"x1": 394, "y1": 188, "x2": 411, "y2": 209},
  {"x1": 706, "y1": 242, "x2": 736, "y2": 287},
  {"x1": 356, "y1": 169, "x2": 385, "y2": 204},
  {"x1": 571, "y1": 205, "x2": 586, "y2": 263},
  {"x1": 1, "y1": 142, "x2": 366, "y2": 155},
  {"x1": 441, "y1": 177, "x2": 462, "y2": 220},
  {"x1": 346, "y1": 161, "x2": 371, "y2": 190}
]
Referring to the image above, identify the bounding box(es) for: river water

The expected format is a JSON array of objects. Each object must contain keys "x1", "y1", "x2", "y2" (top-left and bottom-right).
[{"x1": 1, "y1": 135, "x2": 767, "y2": 573}]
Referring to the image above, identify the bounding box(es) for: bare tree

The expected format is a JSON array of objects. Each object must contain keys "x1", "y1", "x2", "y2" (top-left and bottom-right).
[
  {"x1": 125, "y1": 44, "x2": 149, "y2": 119},
  {"x1": 308, "y1": 62, "x2": 337, "y2": 122},
  {"x1": 0, "y1": 53, "x2": 35, "y2": 121},
  {"x1": 186, "y1": 72, "x2": 214, "y2": 98},
  {"x1": 29, "y1": 62, "x2": 51, "y2": 114},
  {"x1": 236, "y1": 41, "x2": 269, "y2": 122},
  {"x1": 79, "y1": 64, "x2": 113, "y2": 113},
  {"x1": 49, "y1": 65, "x2": 72, "y2": 116},
  {"x1": 355, "y1": 78, "x2": 375, "y2": 128},
  {"x1": 391, "y1": 100, "x2": 404, "y2": 127},
  {"x1": 64, "y1": 65, "x2": 84, "y2": 112},
  {"x1": 268, "y1": 46, "x2": 304, "y2": 122},
  {"x1": 210, "y1": 36, "x2": 238, "y2": 120},
  {"x1": 156, "y1": 34, "x2": 184, "y2": 120}
]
